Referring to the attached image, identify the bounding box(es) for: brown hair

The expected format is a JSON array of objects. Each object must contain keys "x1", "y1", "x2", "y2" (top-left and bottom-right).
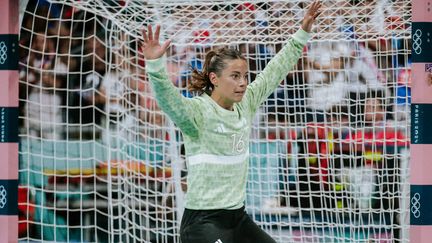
[{"x1": 189, "y1": 47, "x2": 246, "y2": 93}]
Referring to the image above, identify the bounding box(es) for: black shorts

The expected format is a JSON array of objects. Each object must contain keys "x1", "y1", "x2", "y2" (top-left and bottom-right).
[{"x1": 180, "y1": 206, "x2": 276, "y2": 243}]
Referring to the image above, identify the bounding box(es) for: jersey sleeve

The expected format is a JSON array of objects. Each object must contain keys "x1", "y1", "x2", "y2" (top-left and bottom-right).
[
  {"x1": 243, "y1": 28, "x2": 310, "y2": 115},
  {"x1": 145, "y1": 58, "x2": 203, "y2": 138}
]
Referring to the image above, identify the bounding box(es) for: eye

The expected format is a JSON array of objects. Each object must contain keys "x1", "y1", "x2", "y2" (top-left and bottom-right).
[{"x1": 231, "y1": 74, "x2": 239, "y2": 79}]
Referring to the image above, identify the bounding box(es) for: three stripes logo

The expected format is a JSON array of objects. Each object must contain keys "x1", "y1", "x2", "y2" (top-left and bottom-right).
[{"x1": 214, "y1": 124, "x2": 226, "y2": 134}]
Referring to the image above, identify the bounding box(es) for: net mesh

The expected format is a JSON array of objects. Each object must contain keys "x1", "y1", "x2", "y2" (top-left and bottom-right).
[{"x1": 18, "y1": 0, "x2": 411, "y2": 242}]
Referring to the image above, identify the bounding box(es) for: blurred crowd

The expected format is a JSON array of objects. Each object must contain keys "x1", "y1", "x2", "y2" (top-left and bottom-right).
[
  {"x1": 19, "y1": 0, "x2": 411, "y2": 145},
  {"x1": 18, "y1": 0, "x2": 412, "y2": 240}
]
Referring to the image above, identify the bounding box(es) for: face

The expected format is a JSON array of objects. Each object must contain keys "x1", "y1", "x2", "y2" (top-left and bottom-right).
[
  {"x1": 210, "y1": 59, "x2": 248, "y2": 106},
  {"x1": 33, "y1": 35, "x2": 54, "y2": 53},
  {"x1": 330, "y1": 114, "x2": 349, "y2": 127},
  {"x1": 365, "y1": 98, "x2": 384, "y2": 122}
]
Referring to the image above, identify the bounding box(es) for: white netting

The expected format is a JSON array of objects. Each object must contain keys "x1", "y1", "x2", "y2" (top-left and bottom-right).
[{"x1": 18, "y1": 0, "x2": 411, "y2": 242}]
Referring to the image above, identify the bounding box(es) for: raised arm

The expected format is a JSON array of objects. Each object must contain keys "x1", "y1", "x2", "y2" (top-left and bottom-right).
[
  {"x1": 243, "y1": 0, "x2": 322, "y2": 114},
  {"x1": 142, "y1": 25, "x2": 202, "y2": 138}
]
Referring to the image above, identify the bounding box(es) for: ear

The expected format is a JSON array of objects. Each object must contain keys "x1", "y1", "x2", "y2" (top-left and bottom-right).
[{"x1": 209, "y1": 72, "x2": 218, "y2": 87}]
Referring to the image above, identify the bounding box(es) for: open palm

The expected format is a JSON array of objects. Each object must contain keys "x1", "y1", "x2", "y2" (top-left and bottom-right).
[
  {"x1": 301, "y1": 0, "x2": 322, "y2": 33},
  {"x1": 141, "y1": 25, "x2": 171, "y2": 60}
]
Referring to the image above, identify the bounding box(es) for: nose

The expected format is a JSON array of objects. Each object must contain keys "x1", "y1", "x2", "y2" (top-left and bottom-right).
[{"x1": 240, "y1": 76, "x2": 247, "y2": 87}]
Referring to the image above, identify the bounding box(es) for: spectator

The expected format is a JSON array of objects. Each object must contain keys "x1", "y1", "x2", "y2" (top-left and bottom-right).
[
  {"x1": 69, "y1": 35, "x2": 107, "y2": 126},
  {"x1": 100, "y1": 67, "x2": 126, "y2": 145},
  {"x1": 342, "y1": 88, "x2": 407, "y2": 212},
  {"x1": 306, "y1": 40, "x2": 354, "y2": 111},
  {"x1": 327, "y1": 104, "x2": 350, "y2": 140},
  {"x1": 25, "y1": 62, "x2": 64, "y2": 139},
  {"x1": 345, "y1": 89, "x2": 408, "y2": 158}
]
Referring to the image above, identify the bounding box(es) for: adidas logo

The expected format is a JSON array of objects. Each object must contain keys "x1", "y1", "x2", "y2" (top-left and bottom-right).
[
  {"x1": 214, "y1": 124, "x2": 226, "y2": 133},
  {"x1": 215, "y1": 239, "x2": 223, "y2": 243}
]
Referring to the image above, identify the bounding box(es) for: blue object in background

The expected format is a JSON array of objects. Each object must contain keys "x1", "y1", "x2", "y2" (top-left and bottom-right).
[
  {"x1": 178, "y1": 58, "x2": 203, "y2": 98},
  {"x1": 396, "y1": 85, "x2": 411, "y2": 105}
]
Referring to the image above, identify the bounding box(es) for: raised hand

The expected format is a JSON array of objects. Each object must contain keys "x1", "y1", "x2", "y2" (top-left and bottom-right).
[
  {"x1": 141, "y1": 25, "x2": 171, "y2": 60},
  {"x1": 301, "y1": 0, "x2": 322, "y2": 33}
]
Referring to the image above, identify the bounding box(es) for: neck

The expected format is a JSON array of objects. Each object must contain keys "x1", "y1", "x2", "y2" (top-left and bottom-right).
[{"x1": 210, "y1": 92, "x2": 234, "y2": 111}]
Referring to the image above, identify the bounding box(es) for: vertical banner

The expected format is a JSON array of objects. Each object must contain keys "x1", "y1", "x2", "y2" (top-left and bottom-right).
[
  {"x1": 0, "y1": 0, "x2": 19, "y2": 243},
  {"x1": 411, "y1": 1, "x2": 432, "y2": 242}
]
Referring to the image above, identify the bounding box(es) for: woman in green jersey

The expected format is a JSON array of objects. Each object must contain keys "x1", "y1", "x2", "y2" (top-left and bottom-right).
[{"x1": 141, "y1": 1, "x2": 322, "y2": 242}]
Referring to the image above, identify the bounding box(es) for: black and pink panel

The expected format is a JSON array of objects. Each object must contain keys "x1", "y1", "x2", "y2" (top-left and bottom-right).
[
  {"x1": 411, "y1": 0, "x2": 432, "y2": 241},
  {"x1": 0, "y1": 1, "x2": 19, "y2": 242}
]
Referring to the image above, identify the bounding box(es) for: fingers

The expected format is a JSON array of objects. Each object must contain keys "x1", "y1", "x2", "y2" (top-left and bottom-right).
[
  {"x1": 148, "y1": 25, "x2": 153, "y2": 41},
  {"x1": 143, "y1": 25, "x2": 161, "y2": 43},
  {"x1": 308, "y1": 0, "x2": 322, "y2": 20},
  {"x1": 141, "y1": 24, "x2": 167, "y2": 52},
  {"x1": 313, "y1": 10, "x2": 322, "y2": 19},
  {"x1": 161, "y1": 39, "x2": 172, "y2": 52},
  {"x1": 142, "y1": 29, "x2": 148, "y2": 43},
  {"x1": 309, "y1": 0, "x2": 322, "y2": 15},
  {"x1": 154, "y1": 25, "x2": 161, "y2": 41},
  {"x1": 315, "y1": 1, "x2": 322, "y2": 14},
  {"x1": 313, "y1": 0, "x2": 322, "y2": 10}
]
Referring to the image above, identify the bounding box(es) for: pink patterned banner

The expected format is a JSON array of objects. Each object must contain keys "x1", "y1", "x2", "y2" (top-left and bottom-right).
[
  {"x1": 411, "y1": 64, "x2": 432, "y2": 103},
  {"x1": 0, "y1": 71, "x2": 19, "y2": 107},
  {"x1": 411, "y1": 145, "x2": 432, "y2": 184},
  {"x1": 0, "y1": 0, "x2": 18, "y2": 35},
  {"x1": 0, "y1": 144, "x2": 18, "y2": 179},
  {"x1": 411, "y1": 226, "x2": 432, "y2": 242},
  {"x1": 0, "y1": 216, "x2": 18, "y2": 241},
  {"x1": 412, "y1": 0, "x2": 432, "y2": 22}
]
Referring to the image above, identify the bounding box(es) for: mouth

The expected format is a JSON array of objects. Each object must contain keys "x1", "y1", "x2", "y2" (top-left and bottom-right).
[{"x1": 235, "y1": 91, "x2": 246, "y2": 95}]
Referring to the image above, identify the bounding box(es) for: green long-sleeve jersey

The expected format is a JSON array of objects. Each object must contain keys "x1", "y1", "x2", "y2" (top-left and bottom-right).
[{"x1": 146, "y1": 29, "x2": 310, "y2": 210}]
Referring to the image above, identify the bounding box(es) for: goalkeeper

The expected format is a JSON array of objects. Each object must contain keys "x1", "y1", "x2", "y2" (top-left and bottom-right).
[{"x1": 141, "y1": 1, "x2": 321, "y2": 242}]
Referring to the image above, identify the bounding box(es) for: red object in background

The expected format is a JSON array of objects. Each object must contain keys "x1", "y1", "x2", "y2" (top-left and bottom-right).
[
  {"x1": 344, "y1": 128, "x2": 409, "y2": 165},
  {"x1": 398, "y1": 69, "x2": 412, "y2": 87},
  {"x1": 295, "y1": 123, "x2": 331, "y2": 187},
  {"x1": 63, "y1": 8, "x2": 73, "y2": 19},
  {"x1": 375, "y1": 129, "x2": 409, "y2": 147},
  {"x1": 18, "y1": 187, "x2": 35, "y2": 237},
  {"x1": 193, "y1": 30, "x2": 211, "y2": 44},
  {"x1": 267, "y1": 129, "x2": 297, "y2": 154},
  {"x1": 379, "y1": 38, "x2": 388, "y2": 50},
  {"x1": 266, "y1": 123, "x2": 330, "y2": 186},
  {"x1": 386, "y1": 16, "x2": 405, "y2": 30},
  {"x1": 237, "y1": 2, "x2": 256, "y2": 11},
  {"x1": 306, "y1": 124, "x2": 329, "y2": 185},
  {"x1": 346, "y1": 128, "x2": 408, "y2": 147}
]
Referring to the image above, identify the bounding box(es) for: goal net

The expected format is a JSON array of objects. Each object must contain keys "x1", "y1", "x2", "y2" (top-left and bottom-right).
[{"x1": 18, "y1": 0, "x2": 411, "y2": 242}]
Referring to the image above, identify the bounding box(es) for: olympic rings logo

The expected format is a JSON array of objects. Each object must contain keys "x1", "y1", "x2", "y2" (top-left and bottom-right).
[
  {"x1": 413, "y1": 29, "x2": 422, "y2": 55},
  {"x1": 0, "y1": 42, "x2": 7, "y2": 65},
  {"x1": 0, "y1": 185, "x2": 6, "y2": 209},
  {"x1": 411, "y1": 192, "x2": 421, "y2": 219}
]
